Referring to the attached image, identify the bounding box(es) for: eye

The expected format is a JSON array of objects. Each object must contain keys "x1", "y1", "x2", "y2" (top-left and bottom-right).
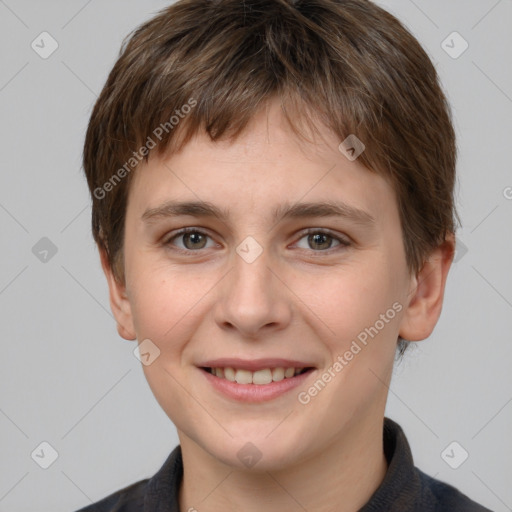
[
  {"x1": 163, "y1": 227, "x2": 350, "y2": 254},
  {"x1": 164, "y1": 228, "x2": 217, "y2": 252},
  {"x1": 294, "y1": 229, "x2": 350, "y2": 252}
]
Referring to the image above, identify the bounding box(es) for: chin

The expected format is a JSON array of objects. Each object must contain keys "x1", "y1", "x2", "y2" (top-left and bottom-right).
[{"x1": 202, "y1": 429, "x2": 310, "y2": 472}]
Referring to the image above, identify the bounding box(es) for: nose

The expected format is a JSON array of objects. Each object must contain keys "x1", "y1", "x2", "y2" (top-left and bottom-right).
[{"x1": 213, "y1": 243, "x2": 293, "y2": 338}]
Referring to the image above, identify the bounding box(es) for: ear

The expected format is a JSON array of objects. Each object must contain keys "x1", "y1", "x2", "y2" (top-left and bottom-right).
[
  {"x1": 99, "y1": 247, "x2": 137, "y2": 341},
  {"x1": 399, "y1": 233, "x2": 455, "y2": 342}
]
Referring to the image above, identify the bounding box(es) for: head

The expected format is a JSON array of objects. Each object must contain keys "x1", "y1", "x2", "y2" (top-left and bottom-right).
[{"x1": 83, "y1": 0, "x2": 457, "y2": 470}]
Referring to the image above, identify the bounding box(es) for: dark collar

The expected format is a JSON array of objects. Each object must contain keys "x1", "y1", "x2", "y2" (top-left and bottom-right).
[
  {"x1": 359, "y1": 417, "x2": 421, "y2": 511},
  {"x1": 142, "y1": 417, "x2": 482, "y2": 512},
  {"x1": 144, "y1": 442, "x2": 183, "y2": 512}
]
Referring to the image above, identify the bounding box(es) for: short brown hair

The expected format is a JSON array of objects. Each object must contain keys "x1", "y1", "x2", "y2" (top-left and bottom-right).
[{"x1": 83, "y1": 0, "x2": 459, "y2": 355}]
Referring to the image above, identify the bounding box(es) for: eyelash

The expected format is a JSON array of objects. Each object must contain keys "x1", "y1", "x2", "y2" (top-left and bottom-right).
[{"x1": 162, "y1": 227, "x2": 351, "y2": 255}]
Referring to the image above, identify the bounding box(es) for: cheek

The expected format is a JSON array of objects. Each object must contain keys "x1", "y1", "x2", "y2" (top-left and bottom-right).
[
  {"x1": 127, "y1": 262, "x2": 216, "y2": 367},
  {"x1": 294, "y1": 260, "x2": 401, "y2": 346}
]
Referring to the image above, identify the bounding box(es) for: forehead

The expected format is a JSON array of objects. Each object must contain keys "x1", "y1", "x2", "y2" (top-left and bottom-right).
[{"x1": 127, "y1": 101, "x2": 397, "y2": 227}]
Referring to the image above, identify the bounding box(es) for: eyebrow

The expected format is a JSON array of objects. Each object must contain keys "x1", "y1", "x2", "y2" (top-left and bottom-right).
[{"x1": 141, "y1": 199, "x2": 376, "y2": 227}]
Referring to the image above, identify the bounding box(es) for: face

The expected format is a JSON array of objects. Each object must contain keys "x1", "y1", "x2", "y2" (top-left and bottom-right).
[{"x1": 104, "y1": 99, "x2": 446, "y2": 471}]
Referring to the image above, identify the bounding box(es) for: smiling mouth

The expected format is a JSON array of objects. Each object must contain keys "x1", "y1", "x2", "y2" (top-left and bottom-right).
[{"x1": 200, "y1": 366, "x2": 314, "y2": 385}]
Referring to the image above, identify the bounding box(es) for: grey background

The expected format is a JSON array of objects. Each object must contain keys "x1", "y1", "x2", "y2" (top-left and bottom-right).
[{"x1": 0, "y1": 0, "x2": 511, "y2": 510}]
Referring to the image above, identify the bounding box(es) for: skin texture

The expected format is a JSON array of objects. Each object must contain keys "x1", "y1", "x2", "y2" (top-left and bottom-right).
[{"x1": 100, "y1": 98, "x2": 454, "y2": 512}]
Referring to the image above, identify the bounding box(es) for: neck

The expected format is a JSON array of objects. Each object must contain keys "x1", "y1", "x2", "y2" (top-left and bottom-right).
[{"x1": 178, "y1": 416, "x2": 388, "y2": 512}]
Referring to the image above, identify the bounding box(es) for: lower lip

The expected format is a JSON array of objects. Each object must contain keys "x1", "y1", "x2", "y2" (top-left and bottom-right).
[{"x1": 199, "y1": 368, "x2": 315, "y2": 403}]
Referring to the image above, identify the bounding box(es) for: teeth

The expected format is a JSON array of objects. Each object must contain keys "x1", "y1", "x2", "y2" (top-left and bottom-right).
[
  {"x1": 223, "y1": 367, "x2": 236, "y2": 382},
  {"x1": 234, "y1": 369, "x2": 253, "y2": 384},
  {"x1": 253, "y1": 369, "x2": 272, "y2": 385},
  {"x1": 207, "y1": 366, "x2": 307, "y2": 385},
  {"x1": 272, "y1": 367, "x2": 285, "y2": 381},
  {"x1": 284, "y1": 367, "x2": 295, "y2": 378}
]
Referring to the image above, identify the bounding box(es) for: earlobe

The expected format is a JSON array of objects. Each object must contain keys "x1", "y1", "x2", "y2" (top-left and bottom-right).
[
  {"x1": 398, "y1": 233, "x2": 455, "y2": 342},
  {"x1": 99, "y1": 247, "x2": 137, "y2": 341}
]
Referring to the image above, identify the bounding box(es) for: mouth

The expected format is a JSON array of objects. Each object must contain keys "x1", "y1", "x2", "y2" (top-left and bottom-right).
[
  {"x1": 200, "y1": 366, "x2": 313, "y2": 385},
  {"x1": 197, "y1": 359, "x2": 317, "y2": 402}
]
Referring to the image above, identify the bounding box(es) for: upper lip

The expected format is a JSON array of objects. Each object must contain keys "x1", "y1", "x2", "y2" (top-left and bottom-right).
[{"x1": 198, "y1": 358, "x2": 316, "y2": 372}]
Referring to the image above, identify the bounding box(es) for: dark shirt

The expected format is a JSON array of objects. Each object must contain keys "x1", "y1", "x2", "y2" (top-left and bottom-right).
[{"x1": 75, "y1": 417, "x2": 492, "y2": 511}]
